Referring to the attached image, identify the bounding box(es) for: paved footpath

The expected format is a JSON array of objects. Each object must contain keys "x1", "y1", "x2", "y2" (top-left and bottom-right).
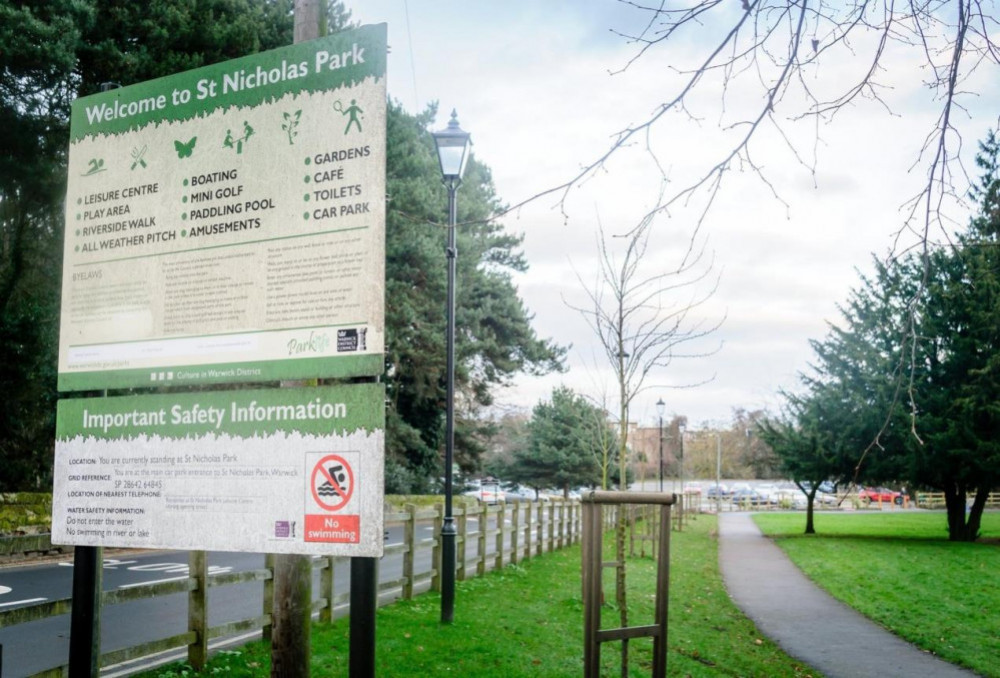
[{"x1": 718, "y1": 513, "x2": 979, "y2": 678}]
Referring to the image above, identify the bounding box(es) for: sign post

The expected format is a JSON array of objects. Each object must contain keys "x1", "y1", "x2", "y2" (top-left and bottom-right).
[{"x1": 55, "y1": 24, "x2": 388, "y2": 677}]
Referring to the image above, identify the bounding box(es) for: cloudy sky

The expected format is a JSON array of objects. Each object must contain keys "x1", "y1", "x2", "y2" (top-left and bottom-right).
[{"x1": 348, "y1": 1, "x2": 999, "y2": 429}]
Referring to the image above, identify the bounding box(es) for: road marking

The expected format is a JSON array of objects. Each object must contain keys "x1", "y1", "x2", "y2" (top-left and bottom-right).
[
  {"x1": 0, "y1": 597, "x2": 47, "y2": 608},
  {"x1": 0, "y1": 585, "x2": 10, "y2": 595},
  {"x1": 57, "y1": 558, "x2": 139, "y2": 569},
  {"x1": 119, "y1": 575, "x2": 187, "y2": 589},
  {"x1": 128, "y1": 562, "x2": 190, "y2": 574},
  {"x1": 118, "y1": 565, "x2": 233, "y2": 589}
]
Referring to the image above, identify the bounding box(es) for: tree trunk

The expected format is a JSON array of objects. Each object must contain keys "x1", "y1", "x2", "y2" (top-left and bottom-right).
[
  {"x1": 804, "y1": 491, "x2": 816, "y2": 535},
  {"x1": 944, "y1": 484, "x2": 972, "y2": 542},
  {"x1": 964, "y1": 486, "x2": 990, "y2": 542}
]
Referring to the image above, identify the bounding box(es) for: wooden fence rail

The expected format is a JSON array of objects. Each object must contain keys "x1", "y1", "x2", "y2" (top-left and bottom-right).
[
  {"x1": 0, "y1": 499, "x2": 583, "y2": 677},
  {"x1": 915, "y1": 492, "x2": 1000, "y2": 509}
]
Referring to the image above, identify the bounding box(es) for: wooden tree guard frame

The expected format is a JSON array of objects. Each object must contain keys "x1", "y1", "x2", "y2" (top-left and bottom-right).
[{"x1": 582, "y1": 491, "x2": 675, "y2": 678}]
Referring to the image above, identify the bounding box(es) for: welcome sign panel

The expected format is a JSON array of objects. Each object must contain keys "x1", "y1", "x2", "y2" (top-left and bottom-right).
[{"x1": 59, "y1": 24, "x2": 387, "y2": 391}]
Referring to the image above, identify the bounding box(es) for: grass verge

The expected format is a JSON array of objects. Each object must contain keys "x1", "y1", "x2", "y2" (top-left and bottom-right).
[
  {"x1": 141, "y1": 516, "x2": 818, "y2": 677},
  {"x1": 754, "y1": 511, "x2": 1000, "y2": 677}
]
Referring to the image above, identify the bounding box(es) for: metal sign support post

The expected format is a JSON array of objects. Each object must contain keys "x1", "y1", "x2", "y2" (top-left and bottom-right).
[
  {"x1": 68, "y1": 545, "x2": 103, "y2": 677},
  {"x1": 348, "y1": 376, "x2": 382, "y2": 678},
  {"x1": 350, "y1": 557, "x2": 379, "y2": 676}
]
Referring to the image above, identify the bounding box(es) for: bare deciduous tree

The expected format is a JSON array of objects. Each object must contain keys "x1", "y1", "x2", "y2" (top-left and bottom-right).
[
  {"x1": 518, "y1": 0, "x2": 998, "y2": 252},
  {"x1": 569, "y1": 204, "x2": 721, "y2": 672}
]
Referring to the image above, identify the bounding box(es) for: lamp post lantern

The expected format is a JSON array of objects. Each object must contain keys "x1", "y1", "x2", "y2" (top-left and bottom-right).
[
  {"x1": 432, "y1": 110, "x2": 471, "y2": 625},
  {"x1": 655, "y1": 399, "x2": 665, "y2": 492}
]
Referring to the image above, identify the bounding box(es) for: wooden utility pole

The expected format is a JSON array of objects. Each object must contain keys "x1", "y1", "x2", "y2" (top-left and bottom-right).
[
  {"x1": 294, "y1": 0, "x2": 321, "y2": 44},
  {"x1": 271, "y1": 553, "x2": 314, "y2": 677},
  {"x1": 270, "y1": 7, "x2": 320, "y2": 678}
]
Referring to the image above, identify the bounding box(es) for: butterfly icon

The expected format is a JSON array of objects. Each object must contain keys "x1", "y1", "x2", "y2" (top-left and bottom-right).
[{"x1": 174, "y1": 137, "x2": 197, "y2": 159}]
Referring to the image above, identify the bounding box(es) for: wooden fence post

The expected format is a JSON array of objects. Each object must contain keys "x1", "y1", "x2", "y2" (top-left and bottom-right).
[
  {"x1": 547, "y1": 503, "x2": 555, "y2": 553},
  {"x1": 477, "y1": 503, "x2": 488, "y2": 576},
  {"x1": 558, "y1": 501, "x2": 566, "y2": 549},
  {"x1": 537, "y1": 502, "x2": 544, "y2": 556},
  {"x1": 188, "y1": 550, "x2": 208, "y2": 669},
  {"x1": 522, "y1": 501, "x2": 535, "y2": 560},
  {"x1": 510, "y1": 501, "x2": 520, "y2": 565},
  {"x1": 432, "y1": 504, "x2": 443, "y2": 592},
  {"x1": 403, "y1": 504, "x2": 416, "y2": 599},
  {"x1": 457, "y1": 504, "x2": 468, "y2": 581},
  {"x1": 570, "y1": 502, "x2": 578, "y2": 544},
  {"x1": 495, "y1": 503, "x2": 505, "y2": 570}
]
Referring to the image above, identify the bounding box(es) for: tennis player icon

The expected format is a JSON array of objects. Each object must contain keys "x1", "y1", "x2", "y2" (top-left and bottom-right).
[{"x1": 334, "y1": 99, "x2": 363, "y2": 134}]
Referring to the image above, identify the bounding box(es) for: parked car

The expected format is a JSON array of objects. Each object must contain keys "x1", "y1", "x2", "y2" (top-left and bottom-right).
[
  {"x1": 798, "y1": 481, "x2": 840, "y2": 505},
  {"x1": 773, "y1": 488, "x2": 809, "y2": 509},
  {"x1": 755, "y1": 484, "x2": 781, "y2": 505},
  {"x1": 859, "y1": 487, "x2": 903, "y2": 505},
  {"x1": 502, "y1": 485, "x2": 536, "y2": 502},
  {"x1": 682, "y1": 482, "x2": 703, "y2": 495},
  {"x1": 706, "y1": 482, "x2": 730, "y2": 499},
  {"x1": 730, "y1": 488, "x2": 767, "y2": 505},
  {"x1": 463, "y1": 480, "x2": 506, "y2": 504}
]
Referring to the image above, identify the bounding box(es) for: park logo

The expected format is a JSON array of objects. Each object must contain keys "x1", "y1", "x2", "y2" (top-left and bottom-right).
[{"x1": 286, "y1": 331, "x2": 331, "y2": 356}]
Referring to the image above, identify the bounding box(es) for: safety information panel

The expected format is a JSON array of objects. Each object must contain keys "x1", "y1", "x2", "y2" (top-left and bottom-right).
[{"x1": 52, "y1": 383, "x2": 385, "y2": 556}]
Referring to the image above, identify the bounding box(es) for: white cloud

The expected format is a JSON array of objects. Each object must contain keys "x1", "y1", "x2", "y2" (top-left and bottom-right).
[{"x1": 350, "y1": 0, "x2": 998, "y2": 428}]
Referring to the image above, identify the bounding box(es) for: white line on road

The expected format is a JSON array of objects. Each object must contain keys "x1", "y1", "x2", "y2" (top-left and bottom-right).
[
  {"x1": 0, "y1": 597, "x2": 47, "y2": 607},
  {"x1": 118, "y1": 575, "x2": 187, "y2": 589}
]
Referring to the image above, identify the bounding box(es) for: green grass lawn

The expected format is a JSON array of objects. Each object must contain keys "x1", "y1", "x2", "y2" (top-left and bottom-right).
[
  {"x1": 143, "y1": 516, "x2": 819, "y2": 677},
  {"x1": 754, "y1": 511, "x2": 1000, "y2": 677}
]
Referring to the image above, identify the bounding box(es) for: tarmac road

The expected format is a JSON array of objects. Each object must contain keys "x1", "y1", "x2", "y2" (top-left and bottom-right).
[{"x1": 1, "y1": 512, "x2": 535, "y2": 677}]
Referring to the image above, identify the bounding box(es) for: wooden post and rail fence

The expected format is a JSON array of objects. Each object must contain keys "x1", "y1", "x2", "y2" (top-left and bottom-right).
[{"x1": 0, "y1": 498, "x2": 588, "y2": 678}]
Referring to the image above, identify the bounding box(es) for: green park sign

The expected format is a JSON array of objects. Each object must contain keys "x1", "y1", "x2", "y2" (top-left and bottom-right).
[
  {"x1": 52, "y1": 383, "x2": 385, "y2": 555},
  {"x1": 58, "y1": 24, "x2": 387, "y2": 390}
]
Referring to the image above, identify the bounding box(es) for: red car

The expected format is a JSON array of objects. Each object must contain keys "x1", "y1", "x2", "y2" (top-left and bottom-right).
[{"x1": 859, "y1": 487, "x2": 903, "y2": 505}]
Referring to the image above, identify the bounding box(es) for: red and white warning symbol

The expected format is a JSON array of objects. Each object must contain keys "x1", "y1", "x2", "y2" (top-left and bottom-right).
[{"x1": 310, "y1": 454, "x2": 354, "y2": 512}]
